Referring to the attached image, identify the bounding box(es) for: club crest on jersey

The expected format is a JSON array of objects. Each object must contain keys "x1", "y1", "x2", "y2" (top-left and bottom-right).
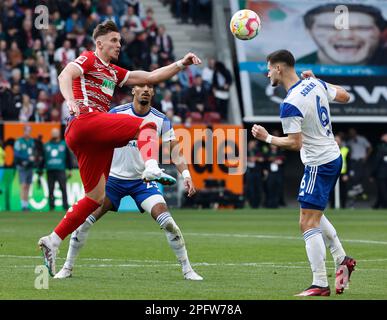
[
  {"x1": 101, "y1": 79, "x2": 115, "y2": 96},
  {"x1": 75, "y1": 56, "x2": 87, "y2": 65}
]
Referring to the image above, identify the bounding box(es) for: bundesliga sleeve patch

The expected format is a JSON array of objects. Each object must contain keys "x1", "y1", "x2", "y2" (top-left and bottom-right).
[{"x1": 75, "y1": 56, "x2": 88, "y2": 65}]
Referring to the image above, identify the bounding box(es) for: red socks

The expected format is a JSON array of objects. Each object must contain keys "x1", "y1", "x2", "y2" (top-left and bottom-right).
[
  {"x1": 54, "y1": 196, "x2": 101, "y2": 240},
  {"x1": 137, "y1": 121, "x2": 159, "y2": 162}
]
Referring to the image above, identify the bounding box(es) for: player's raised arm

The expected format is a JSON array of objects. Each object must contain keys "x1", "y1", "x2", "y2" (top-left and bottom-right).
[
  {"x1": 58, "y1": 63, "x2": 82, "y2": 116},
  {"x1": 301, "y1": 70, "x2": 350, "y2": 104},
  {"x1": 252, "y1": 124, "x2": 302, "y2": 151},
  {"x1": 326, "y1": 83, "x2": 350, "y2": 104},
  {"x1": 125, "y1": 52, "x2": 202, "y2": 86}
]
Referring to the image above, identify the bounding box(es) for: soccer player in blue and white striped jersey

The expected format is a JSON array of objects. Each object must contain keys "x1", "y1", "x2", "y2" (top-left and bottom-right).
[{"x1": 252, "y1": 50, "x2": 356, "y2": 296}]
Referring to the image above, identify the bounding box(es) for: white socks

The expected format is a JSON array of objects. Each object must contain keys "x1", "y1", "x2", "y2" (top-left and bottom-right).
[
  {"x1": 63, "y1": 215, "x2": 95, "y2": 270},
  {"x1": 320, "y1": 214, "x2": 346, "y2": 268},
  {"x1": 156, "y1": 212, "x2": 192, "y2": 274},
  {"x1": 303, "y1": 228, "x2": 328, "y2": 287},
  {"x1": 49, "y1": 232, "x2": 62, "y2": 248}
]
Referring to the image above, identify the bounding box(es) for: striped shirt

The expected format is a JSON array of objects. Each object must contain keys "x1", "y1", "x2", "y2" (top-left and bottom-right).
[{"x1": 70, "y1": 51, "x2": 130, "y2": 113}]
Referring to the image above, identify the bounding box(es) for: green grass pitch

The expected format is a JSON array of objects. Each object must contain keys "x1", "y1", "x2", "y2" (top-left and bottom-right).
[{"x1": 0, "y1": 209, "x2": 386, "y2": 300}]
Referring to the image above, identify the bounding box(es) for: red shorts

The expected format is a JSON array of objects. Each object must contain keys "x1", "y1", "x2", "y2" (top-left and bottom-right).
[{"x1": 65, "y1": 112, "x2": 144, "y2": 193}]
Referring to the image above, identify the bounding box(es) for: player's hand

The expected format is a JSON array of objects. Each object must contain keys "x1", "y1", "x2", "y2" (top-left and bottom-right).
[
  {"x1": 181, "y1": 52, "x2": 202, "y2": 66},
  {"x1": 67, "y1": 100, "x2": 80, "y2": 117},
  {"x1": 301, "y1": 70, "x2": 316, "y2": 79},
  {"x1": 252, "y1": 124, "x2": 269, "y2": 142},
  {"x1": 184, "y1": 177, "x2": 196, "y2": 197}
]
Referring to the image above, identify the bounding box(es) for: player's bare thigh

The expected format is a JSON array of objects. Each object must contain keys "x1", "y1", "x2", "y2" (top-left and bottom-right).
[{"x1": 299, "y1": 208, "x2": 323, "y2": 233}]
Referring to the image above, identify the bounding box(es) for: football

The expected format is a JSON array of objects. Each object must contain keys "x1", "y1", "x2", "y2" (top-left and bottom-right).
[{"x1": 229, "y1": 9, "x2": 261, "y2": 40}]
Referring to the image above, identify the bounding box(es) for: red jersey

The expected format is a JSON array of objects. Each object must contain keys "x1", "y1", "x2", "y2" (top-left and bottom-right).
[{"x1": 70, "y1": 51, "x2": 130, "y2": 113}]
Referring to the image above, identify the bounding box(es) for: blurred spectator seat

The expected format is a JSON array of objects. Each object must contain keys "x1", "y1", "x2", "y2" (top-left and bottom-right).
[
  {"x1": 203, "y1": 112, "x2": 221, "y2": 124},
  {"x1": 187, "y1": 111, "x2": 202, "y2": 124}
]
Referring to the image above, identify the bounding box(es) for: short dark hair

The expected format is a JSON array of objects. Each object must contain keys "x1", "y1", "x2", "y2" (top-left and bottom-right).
[
  {"x1": 304, "y1": 4, "x2": 386, "y2": 30},
  {"x1": 266, "y1": 50, "x2": 295, "y2": 67},
  {"x1": 92, "y1": 20, "x2": 119, "y2": 41}
]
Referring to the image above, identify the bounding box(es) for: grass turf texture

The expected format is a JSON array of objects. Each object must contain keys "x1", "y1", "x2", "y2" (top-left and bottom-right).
[{"x1": 0, "y1": 209, "x2": 386, "y2": 300}]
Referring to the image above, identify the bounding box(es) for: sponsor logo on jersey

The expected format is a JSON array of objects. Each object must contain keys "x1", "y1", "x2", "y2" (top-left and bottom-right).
[{"x1": 101, "y1": 79, "x2": 115, "y2": 96}]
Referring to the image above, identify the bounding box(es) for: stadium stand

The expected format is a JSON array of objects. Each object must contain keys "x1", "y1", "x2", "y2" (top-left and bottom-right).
[{"x1": 0, "y1": 0, "x2": 226, "y2": 125}]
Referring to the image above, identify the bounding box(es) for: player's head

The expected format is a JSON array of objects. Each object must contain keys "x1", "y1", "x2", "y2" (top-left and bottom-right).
[
  {"x1": 348, "y1": 128, "x2": 357, "y2": 139},
  {"x1": 92, "y1": 20, "x2": 121, "y2": 61},
  {"x1": 304, "y1": 4, "x2": 385, "y2": 65},
  {"x1": 266, "y1": 50, "x2": 296, "y2": 87},
  {"x1": 51, "y1": 128, "x2": 60, "y2": 140},
  {"x1": 132, "y1": 84, "x2": 155, "y2": 107},
  {"x1": 23, "y1": 125, "x2": 32, "y2": 137}
]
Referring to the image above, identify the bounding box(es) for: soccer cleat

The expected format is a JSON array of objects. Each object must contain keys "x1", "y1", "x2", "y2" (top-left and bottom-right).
[
  {"x1": 295, "y1": 285, "x2": 331, "y2": 297},
  {"x1": 142, "y1": 167, "x2": 176, "y2": 185},
  {"x1": 38, "y1": 236, "x2": 58, "y2": 277},
  {"x1": 156, "y1": 171, "x2": 177, "y2": 185},
  {"x1": 54, "y1": 267, "x2": 73, "y2": 279},
  {"x1": 184, "y1": 269, "x2": 203, "y2": 281},
  {"x1": 336, "y1": 256, "x2": 356, "y2": 294}
]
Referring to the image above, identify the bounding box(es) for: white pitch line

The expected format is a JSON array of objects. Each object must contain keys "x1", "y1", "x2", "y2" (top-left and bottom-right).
[
  {"x1": 3, "y1": 263, "x2": 386, "y2": 273},
  {"x1": 3, "y1": 263, "x2": 309, "y2": 269},
  {"x1": 0, "y1": 255, "x2": 171, "y2": 263},
  {"x1": 144, "y1": 232, "x2": 387, "y2": 246},
  {"x1": 1, "y1": 254, "x2": 387, "y2": 265}
]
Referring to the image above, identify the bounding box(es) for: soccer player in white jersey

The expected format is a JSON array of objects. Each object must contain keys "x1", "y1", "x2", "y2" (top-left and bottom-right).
[
  {"x1": 252, "y1": 50, "x2": 356, "y2": 296},
  {"x1": 55, "y1": 84, "x2": 203, "y2": 281}
]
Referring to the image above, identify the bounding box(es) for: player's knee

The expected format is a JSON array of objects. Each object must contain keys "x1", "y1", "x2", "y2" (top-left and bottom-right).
[
  {"x1": 151, "y1": 203, "x2": 169, "y2": 219},
  {"x1": 299, "y1": 211, "x2": 320, "y2": 232}
]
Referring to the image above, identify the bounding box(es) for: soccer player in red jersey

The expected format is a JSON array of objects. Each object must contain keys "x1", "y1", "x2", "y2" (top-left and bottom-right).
[{"x1": 38, "y1": 21, "x2": 201, "y2": 276}]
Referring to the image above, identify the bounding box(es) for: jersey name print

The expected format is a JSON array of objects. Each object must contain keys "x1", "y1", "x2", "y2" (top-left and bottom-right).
[{"x1": 280, "y1": 78, "x2": 340, "y2": 166}]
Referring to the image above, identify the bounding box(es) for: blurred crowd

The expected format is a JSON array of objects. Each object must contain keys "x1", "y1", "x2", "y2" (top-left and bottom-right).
[
  {"x1": 0, "y1": 0, "x2": 231, "y2": 126},
  {"x1": 160, "y1": 0, "x2": 212, "y2": 26},
  {"x1": 245, "y1": 128, "x2": 387, "y2": 210},
  {"x1": 332, "y1": 129, "x2": 387, "y2": 210}
]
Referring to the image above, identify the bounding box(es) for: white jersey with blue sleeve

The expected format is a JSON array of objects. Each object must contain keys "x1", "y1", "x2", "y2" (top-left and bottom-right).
[
  {"x1": 280, "y1": 78, "x2": 340, "y2": 166},
  {"x1": 108, "y1": 103, "x2": 176, "y2": 180}
]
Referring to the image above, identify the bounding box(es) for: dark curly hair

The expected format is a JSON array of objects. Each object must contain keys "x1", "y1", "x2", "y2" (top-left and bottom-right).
[{"x1": 92, "y1": 20, "x2": 119, "y2": 41}]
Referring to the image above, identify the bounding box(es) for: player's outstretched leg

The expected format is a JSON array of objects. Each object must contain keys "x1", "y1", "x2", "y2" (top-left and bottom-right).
[
  {"x1": 296, "y1": 209, "x2": 329, "y2": 297},
  {"x1": 156, "y1": 211, "x2": 203, "y2": 280},
  {"x1": 320, "y1": 214, "x2": 356, "y2": 294},
  {"x1": 54, "y1": 215, "x2": 96, "y2": 279},
  {"x1": 136, "y1": 122, "x2": 176, "y2": 186},
  {"x1": 38, "y1": 196, "x2": 101, "y2": 276}
]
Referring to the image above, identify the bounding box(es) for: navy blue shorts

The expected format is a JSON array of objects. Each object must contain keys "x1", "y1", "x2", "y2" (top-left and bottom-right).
[
  {"x1": 18, "y1": 167, "x2": 33, "y2": 184},
  {"x1": 106, "y1": 176, "x2": 163, "y2": 212},
  {"x1": 298, "y1": 155, "x2": 342, "y2": 211}
]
